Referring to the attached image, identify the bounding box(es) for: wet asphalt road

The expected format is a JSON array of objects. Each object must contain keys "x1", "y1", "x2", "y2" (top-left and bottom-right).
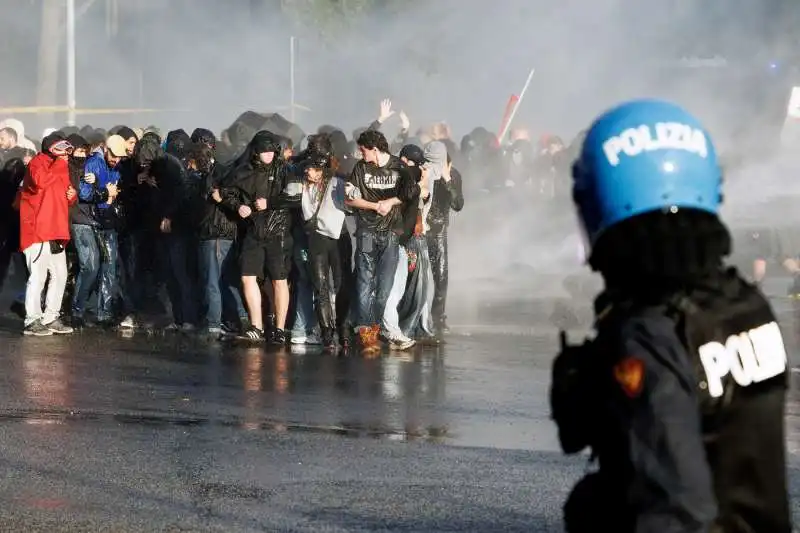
[{"x1": 0, "y1": 294, "x2": 800, "y2": 531}]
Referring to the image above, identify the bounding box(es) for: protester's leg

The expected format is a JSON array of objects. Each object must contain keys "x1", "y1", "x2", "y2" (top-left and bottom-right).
[
  {"x1": 23, "y1": 243, "x2": 49, "y2": 327},
  {"x1": 70, "y1": 225, "x2": 100, "y2": 320},
  {"x1": 42, "y1": 247, "x2": 69, "y2": 327},
  {"x1": 381, "y1": 245, "x2": 409, "y2": 341}
]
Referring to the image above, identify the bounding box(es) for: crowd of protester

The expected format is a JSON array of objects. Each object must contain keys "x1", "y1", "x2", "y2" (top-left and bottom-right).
[{"x1": 0, "y1": 100, "x2": 572, "y2": 353}]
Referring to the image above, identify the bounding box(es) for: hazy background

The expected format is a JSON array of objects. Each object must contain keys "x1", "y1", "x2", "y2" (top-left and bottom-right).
[{"x1": 1, "y1": 0, "x2": 798, "y2": 319}]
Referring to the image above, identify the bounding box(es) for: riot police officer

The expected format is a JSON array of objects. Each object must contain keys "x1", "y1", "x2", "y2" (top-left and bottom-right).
[{"x1": 550, "y1": 99, "x2": 791, "y2": 533}]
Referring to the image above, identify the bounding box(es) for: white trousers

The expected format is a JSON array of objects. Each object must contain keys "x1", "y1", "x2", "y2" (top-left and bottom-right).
[
  {"x1": 381, "y1": 246, "x2": 410, "y2": 341},
  {"x1": 23, "y1": 241, "x2": 68, "y2": 326}
]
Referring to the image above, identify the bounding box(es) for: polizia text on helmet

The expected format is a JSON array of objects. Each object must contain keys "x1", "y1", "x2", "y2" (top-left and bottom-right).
[{"x1": 602, "y1": 122, "x2": 708, "y2": 167}]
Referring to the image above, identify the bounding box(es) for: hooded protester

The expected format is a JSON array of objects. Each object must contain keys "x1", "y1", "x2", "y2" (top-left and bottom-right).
[
  {"x1": 191, "y1": 128, "x2": 217, "y2": 165},
  {"x1": 532, "y1": 134, "x2": 569, "y2": 201},
  {"x1": 134, "y1": 131, "x2": 196, "y2": 330},
  {"x1": 345, "y1": 129, "x2": 421, "y2": 352},
  {"x1": 461, "y1": 126, "x2": 504, "y2": 194},
  {"x1": 431, "y1": 121, "x2": 462, "y2": 167},
  {"x1": 219, "y1": 130, "x2": 294, "y2": 343},
  {"x1": 19, "y1": 132, "x2": 77, "y2": 336},
  {"x1": 165, "y1": 129, "x2": 192, "y2": 166},
  {"x1": 0, "y1": 146, "x2": 27, "y2": 294},
  {"x1": 189, "y1": 141, "x2": 247, "y2": 337},
  {"x1": 62, "y1": 133, "x2": 90, "y2": 316},
  {"x1": 504, "y1": 133, "x2": 536, "y2": 189},
  {"x1": 425, "y1": 143, "x2": 464, "y2": 335},
  {"x1": 396, "y1": 143, "x2": 444, "y2": 341},
  {"x1": 380, "y1": 151, "x2": 433, "y2": 348}
]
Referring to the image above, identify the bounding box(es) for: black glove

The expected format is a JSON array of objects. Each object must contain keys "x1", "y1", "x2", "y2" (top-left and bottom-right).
[{"x1": 550, "y1": 330, "x2": 600, "y2": 454}]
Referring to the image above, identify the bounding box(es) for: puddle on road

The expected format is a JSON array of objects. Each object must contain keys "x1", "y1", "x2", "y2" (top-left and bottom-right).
[{"x1": 0, "y1": 408, "x2": 453, "y2": 445}]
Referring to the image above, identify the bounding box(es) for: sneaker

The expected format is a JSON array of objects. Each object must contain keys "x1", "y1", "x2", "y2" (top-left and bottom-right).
[
  {"x1": 23, "y1": 320, "x2": 53, "y2": 337},
  {"x1": 163, "y1": 322, "x2": 180, "y2": 332},
  {"x1": 322, "y1": 329, "x2": 337, "y2": 352},
  {"x1": 206, "y1": 327, "x2": 223, "y2": 339},
  {"x1": 119, "y1": 315, "x2": 137, "y2": 329},
  {"x1": 269, "y1": 328, "x2": 288, "y2": 346},
  {"x1": 43, "y1": 319, "x2": 74, "y2": 335},
  {"x1": 241, "y1": 325, "x2": 265, "y2": 341},
  {"x1": 221, "y1": 321, "x2": 239, "y2": 336},
  {"x1": 180, "y1": 323, "x2": 196, "y2": 334},
  {"x1": 388, "y1": 336, "x2": 416, "y2": 351},
  {"x1": 290, "y1": 332, "x2": 322, "y2": 345}
]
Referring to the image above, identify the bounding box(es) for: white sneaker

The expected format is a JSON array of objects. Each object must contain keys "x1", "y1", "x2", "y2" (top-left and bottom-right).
[
  {"x1": 181, "y1": 323, "x2": 196, "y2": 333},
  {"x1": 290, "y1": 332, "x2": 322, "y2": 345},
  {"x1": 119, "y1": 315, "x2": 136, "y2": 329},
  {"x1": 388, "y1": 336, "x2": 416, "y2": 351}
]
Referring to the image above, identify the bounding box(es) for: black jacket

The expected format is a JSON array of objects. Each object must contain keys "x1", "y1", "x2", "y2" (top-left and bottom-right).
[
  {"x1": 0, "y1": 155, "x2": 24, "y2": 242},
  {"x1": 115, "y1": 157, "x2": 140, "y2": 232},
  {"x1": 220, "y1": 159, "x2": 293, "y2": 241},
  {"x1": 67, "y1": 155, "x2": 96, "y2": 226},
  {"x1": 427, "y1": 168, "x2": 464, "y2": 234},
  {"x1": 192, "y1": 165, "x2": 239, "y2": 241}
]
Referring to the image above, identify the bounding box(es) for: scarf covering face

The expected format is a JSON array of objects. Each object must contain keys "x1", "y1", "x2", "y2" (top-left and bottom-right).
[{"x1": 422, "y1": 141, "x2": 447, "y2": 181}]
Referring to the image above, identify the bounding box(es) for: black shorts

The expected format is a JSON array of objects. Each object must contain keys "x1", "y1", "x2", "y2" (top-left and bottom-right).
[{"x1": 239, "y1": 234, "x2": 292, "y2": 281}]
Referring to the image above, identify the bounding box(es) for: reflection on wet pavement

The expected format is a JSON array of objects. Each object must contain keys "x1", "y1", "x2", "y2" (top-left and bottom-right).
[
  {"x1": 0, "y1": 325, "x2": 558, "y2": 452},
  {"x1": 5, "y1": 304, "x2": 800, "y2": 457}
]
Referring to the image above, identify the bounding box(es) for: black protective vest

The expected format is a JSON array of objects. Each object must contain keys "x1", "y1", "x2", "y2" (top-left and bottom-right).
[{"x1": 551, "y1": 270, "x2": 791, "y2": 533}]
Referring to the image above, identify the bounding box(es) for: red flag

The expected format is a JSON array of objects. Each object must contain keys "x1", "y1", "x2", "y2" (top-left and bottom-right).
[{"x1": 496, "y1": 94, "x2": 519, "y2": 145}]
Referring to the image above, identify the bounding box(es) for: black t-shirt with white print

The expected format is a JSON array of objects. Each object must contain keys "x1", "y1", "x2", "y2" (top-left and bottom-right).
[{"x1": 346, "y1": 154, "x2": 417, "y2": 233}]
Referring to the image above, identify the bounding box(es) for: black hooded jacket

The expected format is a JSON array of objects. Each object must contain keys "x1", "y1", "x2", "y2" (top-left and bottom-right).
[
  {"x1": 193, "y1": 167, "x2": 239, "y2": 241},
  {"x1": 0, "y1": 147, "x2": 26, "y2": 244},
  {"x1": 219, "y1": 131, "x2": 296, "y2": 241},
  {"x1": 133, "y1": 132, "x2": 189, "y2": 232},
  {"x1": 427, "y1": 167, "x2": 464, "y2": 234}
]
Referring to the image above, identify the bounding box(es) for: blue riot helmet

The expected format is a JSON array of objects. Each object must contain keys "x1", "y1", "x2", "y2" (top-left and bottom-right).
[{"x1": 572, "y1": 99, "x2": 723, "y2": 253}]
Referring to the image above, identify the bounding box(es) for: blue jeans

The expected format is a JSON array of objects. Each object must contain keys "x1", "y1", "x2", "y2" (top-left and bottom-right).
[
  {"x1": 290, "y1": 231, "x2": 318, "y2": 338},
  {"x1": 198, "y1": 238, "x2": 246, "y2": 329},
  {"x1": 71, "y1": 224, "x2": 100, "y2": 318},
  {"x1": 159, "y1": 232, "x2": 198, "y2": 326},
  {"x1": 353, "y1": 228, "x2": 399, "y2": 329},
  {"x1": 96, "y1": 228, "x2": 119, "y2": 321}
]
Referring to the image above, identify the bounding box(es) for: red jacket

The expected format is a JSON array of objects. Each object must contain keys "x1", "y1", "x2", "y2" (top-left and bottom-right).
[{"x1": 19, "y1": 152, "x2": 75, "y2": 252}]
